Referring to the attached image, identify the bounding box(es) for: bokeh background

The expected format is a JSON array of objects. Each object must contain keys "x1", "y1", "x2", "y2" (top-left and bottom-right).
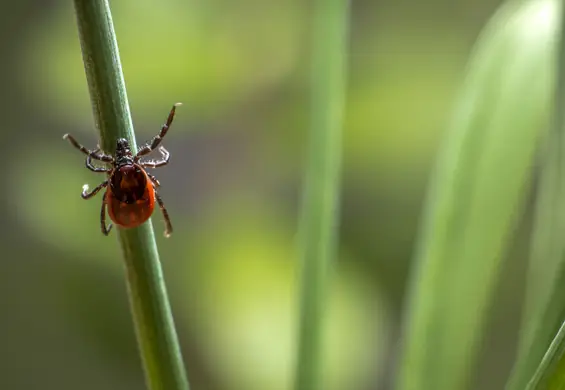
[{"x1": 0, "y1": 0, "x2": 525, "y2": 389}]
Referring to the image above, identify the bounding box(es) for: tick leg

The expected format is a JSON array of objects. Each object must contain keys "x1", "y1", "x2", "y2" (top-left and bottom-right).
[
  {"x1": 82, "y1": 180, "x2": 108, "y2": 200},
  {"x1": 146, "y1": 172, "x2": 161, "y2": 187},
  {"x1": 154, "y1": 190, "x2": 173, "y2": 237},
  {"x1": 86, "y1": 149, "x2": 111, "y2": 173},
  {"x1": 135, "y1": 103, "x2": 181, "y2": 158},
  {"x1": 63, "y1": 134, "x2": 114, "y2": 162},
  {"x1": 140, "y1": 146, "x2": 170, "y2": 168},
  {"x1": 101, "y1": 191, "x2": 113, "y2": 236},
  {"x1": 63, "y1": 133, "x2": 91, "y2": 155}
]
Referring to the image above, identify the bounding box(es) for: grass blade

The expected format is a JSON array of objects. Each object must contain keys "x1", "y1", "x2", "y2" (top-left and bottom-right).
[
  {"x1": 72, "y1": 1, "x2": 190, "y2": 389},
  {"x1": 526, "y1": 321, "x2": 565, "y2": 389},
  {"x1": 395, "y1": 1, "x2": 556, "y2": 389},
  {"x1": 506, "y1": 1, "x2": 565, "y2": 389},
  {"x1": 292, "y1": 0, "x2": 350, "y2": 389}
]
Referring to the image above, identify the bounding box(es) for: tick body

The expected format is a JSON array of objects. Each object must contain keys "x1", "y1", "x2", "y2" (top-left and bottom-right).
[
  {"x1": 107, "y1": 164, "x2": 156, "y2": 229},
  {"x1": 63, "y1": 103, "x2": 181, "y2": 237}
]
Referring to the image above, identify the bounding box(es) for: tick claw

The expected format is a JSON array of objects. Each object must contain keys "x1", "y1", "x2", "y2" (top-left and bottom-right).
[{"x1": 81, "y1": 184, "x2": 93, "y2": 199}]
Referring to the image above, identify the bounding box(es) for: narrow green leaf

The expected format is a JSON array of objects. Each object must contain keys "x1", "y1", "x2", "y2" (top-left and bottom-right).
[
  {"x1": 293, "y1": 0, "x2": 350, "y2": 389},
  {"x1": 395, "y1": 1, "x2": 556, "y2": 389},
  {"x1": 507, "y1": 1, "x2": 565, "y2": 389},
  {"x1": 71, "y1": 1, "x2": 190, "y2": 389},
  {"x1": 526, "y1": 322, "x2": 565, "y2": 389}
]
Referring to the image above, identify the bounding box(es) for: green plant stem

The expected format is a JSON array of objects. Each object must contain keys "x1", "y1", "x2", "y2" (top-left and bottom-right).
[
  {"x1": 72, "y1": 1, "x2": 190, "y2": 389},
  {"x1": 293, "y1": 0, "x2": 350, "y2": 389}
]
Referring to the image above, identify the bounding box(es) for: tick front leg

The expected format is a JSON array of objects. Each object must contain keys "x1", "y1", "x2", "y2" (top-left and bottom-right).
[
  {"x1": 154, "y1": 190, "x2": 173, "y2": 237},
  {"x1": 140, "y1": 146, "x2": 170, "y2": 168},
  {"x1": 63, "y1": 134, "x2": 114, "y2": 162},
  {"x1": 135, "y1": 103, "x2": 181, "y2": 158},
  {"x1": 82, "y1": 180, "x2": 108, "y2": 200},
  {"x1": 86, "y1": 150, "x2": 112, "y2": 173},
  {"x1": 101, "y1": 191, "x2": 113, "y2": 236},
  {"x1": 63, "y1": 133, "x2": 92, "y2": 155}
]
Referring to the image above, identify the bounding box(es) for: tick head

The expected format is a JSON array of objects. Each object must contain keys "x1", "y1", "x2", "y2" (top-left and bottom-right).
[
  {"x1": 116, "y1": 138, "x2": 129, "y2": 150},
  {"x1": 115, "y1": 138, "x2": 132, "y2": 159}
]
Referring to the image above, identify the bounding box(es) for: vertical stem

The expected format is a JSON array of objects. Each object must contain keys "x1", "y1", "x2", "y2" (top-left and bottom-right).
[
  {"x1": 293, "y1": 0, "x2": 350, "y2": 389},
  {"x1": 72, "y1": 1, "x2": 190, "y2": 389}
]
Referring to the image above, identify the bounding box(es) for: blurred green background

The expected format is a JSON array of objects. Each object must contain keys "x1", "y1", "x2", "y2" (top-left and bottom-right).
[{"x1": 0, "y1": 0, "x2": 528, "y2": 389}]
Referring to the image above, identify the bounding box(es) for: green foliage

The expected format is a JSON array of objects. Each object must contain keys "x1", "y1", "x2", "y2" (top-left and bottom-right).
[
  {"x1": 293, "y1": 0, "x2": 350, "y2": 389},
  {"x1": 396, "y1": 0, "x2": 557, "y2": 389},
  {"x1": 25, "y1": 0, "x2": 301, "y2": 127},
  {"x1": 508, "y1": 1, "x2": 565, "y2": 389},
  {"x1": 15, "y1": 0, "x2": 565, "y2": 388}
]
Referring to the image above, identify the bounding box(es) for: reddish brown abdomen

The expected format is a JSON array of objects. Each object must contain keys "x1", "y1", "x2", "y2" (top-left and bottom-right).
[{"x1": 106, "y1": 164, "x2": 156, "y2": 228}]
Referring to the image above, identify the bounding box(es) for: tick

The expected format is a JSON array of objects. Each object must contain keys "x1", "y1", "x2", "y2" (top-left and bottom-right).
[{"x1": 63, "y1": 103, "x2": 181, "y2": 237}]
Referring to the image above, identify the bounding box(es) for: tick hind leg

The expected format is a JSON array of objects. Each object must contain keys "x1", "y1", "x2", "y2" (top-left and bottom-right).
[
  {"x1": 146, "y1": 172, "x2": 161, "y2": 187},
  {"x1": 154, "y1": 189, "x2": 173, "y2": 237},
  {"x1": 100, "y1": 191, "x2": 113, "y2": 236}
]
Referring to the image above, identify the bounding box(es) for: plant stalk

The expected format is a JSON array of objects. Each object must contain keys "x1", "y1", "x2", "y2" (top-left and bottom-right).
[
  {"x1": 72, "y1": 1, "x2": 190, "y2": 389},
  {"x1": 293, "y1": 0, "x2": 350, "y2": 389}
]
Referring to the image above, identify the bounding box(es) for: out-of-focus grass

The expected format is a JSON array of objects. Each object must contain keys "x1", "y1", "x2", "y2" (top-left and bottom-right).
[
  {"x1": 507, "y1": 1, "x2": 565, "y2": 389},
  {"x1": 24, "y1": 0, "x2": 301, "y2": 125},
  {"x1": 396, "y1": 0, "x2": 556, "y2": 389},
  {"x1": 293, "y1": 0, "x2": 350, "y2": 388}
]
